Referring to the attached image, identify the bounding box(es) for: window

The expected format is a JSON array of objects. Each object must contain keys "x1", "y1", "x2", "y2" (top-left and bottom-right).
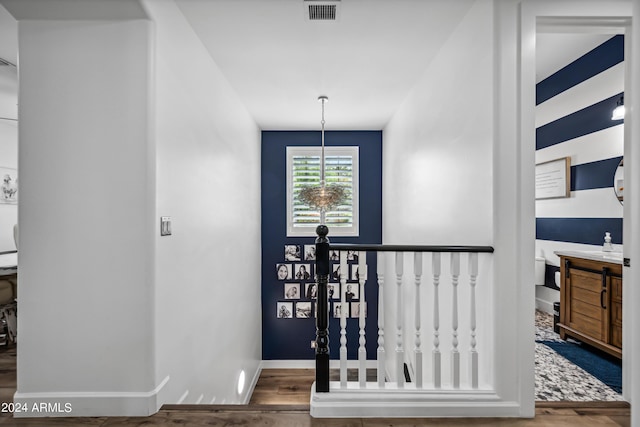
[{"x1": 286, "y1": 146, "x2": 359, "y2": 237}]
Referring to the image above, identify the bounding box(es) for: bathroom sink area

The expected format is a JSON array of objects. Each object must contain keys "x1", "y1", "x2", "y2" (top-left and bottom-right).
[{"x1": 554, "y1": 250, "x2": 623, "y2": 264}]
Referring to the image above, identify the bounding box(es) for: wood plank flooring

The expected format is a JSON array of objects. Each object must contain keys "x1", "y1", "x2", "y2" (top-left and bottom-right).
[
  {"x1": 248, "y1": 367, "x2": 377, "y2": 405},
  {"x1": 249, "y1": 367, "x2": 315, "y2": 405},
  {"x1": 0, "y1": 345, "x2": 630, "y2": 426}
]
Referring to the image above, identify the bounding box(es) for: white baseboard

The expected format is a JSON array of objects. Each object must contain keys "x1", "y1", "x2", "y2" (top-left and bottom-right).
[
  {"x1": 310, "y1": 382, "x2": 525, "y2": 418},
  {"x1": 535, "y1": 298, "x2": 554, "y2": 314},
  {"x1": 13, "y1": 376, "x2": 170, "y2": 418},
  {"x1": 240, "y1": 362, "x2": 263, "y2": 404},
  {"x1": 261, "y1": 360, "x2": 378, "y2": 369},
  {"x1": 261, "y1": 360, "x2": 315, "y2": 369}
]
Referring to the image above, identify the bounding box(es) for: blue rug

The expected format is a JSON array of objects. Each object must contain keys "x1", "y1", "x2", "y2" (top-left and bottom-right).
[{"x1": 539, "y1": 340, "x2": 622, "y2": 393}]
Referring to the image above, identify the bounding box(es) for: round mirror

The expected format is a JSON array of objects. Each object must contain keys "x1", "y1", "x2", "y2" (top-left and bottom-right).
[{"x1": 614, "y1": 158, "x2": 623, "y2": 205}]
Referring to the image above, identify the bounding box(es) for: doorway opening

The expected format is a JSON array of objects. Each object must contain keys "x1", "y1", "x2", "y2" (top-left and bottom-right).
[{"x1": 533, "y1": 20, "x2": 629, "y2": 402}]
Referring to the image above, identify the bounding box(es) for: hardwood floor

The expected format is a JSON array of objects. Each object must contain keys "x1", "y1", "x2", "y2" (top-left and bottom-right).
[
  {"x1": 249, "y1": 367, "x2": 315, "y2": 405},
  {"x1": 0, "y1": 345, "x2": 630, "y2": 426}
]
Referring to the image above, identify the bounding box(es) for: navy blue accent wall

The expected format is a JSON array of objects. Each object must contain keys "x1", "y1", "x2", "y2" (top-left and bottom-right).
[
  {"x1": 571, "y1": 156, "x2": 623, "y2": 191},
  {"x1": 537, "y1": 35, "x2": 624, "y2": 105},
  {"x1": 536, "y1": 218, "x2": 623, "y2": 245},
  {"x1": 261, "y1": 131, "x2": 382, "y2": 360},
  {"x1": 536, "y1": 92, "x2": 624, "y2": 150}
]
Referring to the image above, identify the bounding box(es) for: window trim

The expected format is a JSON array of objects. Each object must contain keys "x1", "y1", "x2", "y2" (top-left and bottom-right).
[{"x1": 286, "y1": 146, "x2": 359, "y2": 237}]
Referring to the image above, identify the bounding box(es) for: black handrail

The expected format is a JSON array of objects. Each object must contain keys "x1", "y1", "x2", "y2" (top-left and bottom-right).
[
  {"x1": 329, "y1": 244, "x2": 494, "y2": 253},
  {"x1": 0, "y1": 250, "x2": 17, "y2": 256}
]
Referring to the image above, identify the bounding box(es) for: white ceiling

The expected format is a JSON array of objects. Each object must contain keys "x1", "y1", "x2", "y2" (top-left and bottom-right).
[
  {"x1": 0, "y1": 1, "x2": 621, "y2": 129},
  {"x1": 175, "y1": 0, "x2": 476, "y2": 130}
]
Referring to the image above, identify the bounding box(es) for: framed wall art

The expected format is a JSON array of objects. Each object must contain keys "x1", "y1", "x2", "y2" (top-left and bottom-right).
[
  {"x1": 535, "y1": 157, "x2": 570, "y2": 200},
  {"x1": 277, "y1": 302, "x2": 293, "y2": 319},
  {"x1": 284, "y1": 283, "x2": 300, "y2": 299},
  {"x1": 276, "y1": 263, "x2": 292, "y2": 280}
]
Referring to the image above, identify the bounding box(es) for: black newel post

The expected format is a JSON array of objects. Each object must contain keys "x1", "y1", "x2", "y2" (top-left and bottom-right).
[{"x1": 315, "y1": 224, "x2": 330, "y2": 392}]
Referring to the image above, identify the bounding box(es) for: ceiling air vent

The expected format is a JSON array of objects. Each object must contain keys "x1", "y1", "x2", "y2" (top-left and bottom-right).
[{"x1": 304, "y1": 0, "x2": 340, "y2": 21}]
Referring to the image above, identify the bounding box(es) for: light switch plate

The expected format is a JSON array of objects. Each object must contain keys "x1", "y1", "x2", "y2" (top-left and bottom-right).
[{"x1": 160, "y1": 216, "x2": 172, "y2": 236}]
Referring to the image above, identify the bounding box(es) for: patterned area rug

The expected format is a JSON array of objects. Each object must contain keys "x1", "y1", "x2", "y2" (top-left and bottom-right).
[
  {"x1": 540, "y1": 340, "x2": 621, "y2": 393},
  {"x1": 535, "y1": 310, "x2": 623, "y2": 401}
]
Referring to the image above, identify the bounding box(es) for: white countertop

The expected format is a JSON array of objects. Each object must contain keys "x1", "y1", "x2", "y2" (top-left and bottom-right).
[{"x1": 554, "y1": 250, "x2": 623, "y2": 264}]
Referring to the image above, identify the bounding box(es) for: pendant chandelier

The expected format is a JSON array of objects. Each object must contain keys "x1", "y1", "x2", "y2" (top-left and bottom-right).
[{"x1": 298, "y1": 96, "x2": 347, "y2": 221}]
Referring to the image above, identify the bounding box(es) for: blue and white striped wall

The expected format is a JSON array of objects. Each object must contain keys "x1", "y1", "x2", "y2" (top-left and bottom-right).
[{"x1": 535, "y1": 35, "x2": 624, "y2": 311}]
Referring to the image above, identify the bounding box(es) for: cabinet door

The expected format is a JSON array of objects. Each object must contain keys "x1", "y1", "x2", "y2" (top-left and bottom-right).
[
  {"x1": 610, "y1": 276, "x2": 622, "y2": 349},
  {"x1": 567, "y1": 268, "x2": 606, "y2": 341}
]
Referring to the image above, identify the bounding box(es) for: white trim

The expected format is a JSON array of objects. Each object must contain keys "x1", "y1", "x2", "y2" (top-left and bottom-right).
[
  {"x1": 13, "y1": 376, "x2": 170, "y2": 417},
  {"x1": 310, "y1": 383, "x2": 520, "y2": 418},
  {"x1": 493, "y1": 0, "x2": 534, "y2": 417},
  {"x1": 535, "y1": 297, "x2": 555, "y2": 314},
  {"x1": 239, "y1": 362, "x2": 263, "y2": 405},
  {"x1": 261, "y1": 359, "x2": 378, "y2": 369},
  {"x1": 523, "y1": 0, "x2": 635, "y2": 418},
  {"x1": 286, "y1": 146, "x2": 359, "y2": 237},
  {"x1": 262, "y1": 359, "x2": 316, "y2": 369},
  {"x1": 625, "y1": 1, "x2": 638, "y2": 417}
]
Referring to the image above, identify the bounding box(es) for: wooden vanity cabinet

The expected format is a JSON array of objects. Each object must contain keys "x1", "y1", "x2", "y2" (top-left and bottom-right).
[{"x1": 558, "y1": 255, "x2": 622, "y2": 359}]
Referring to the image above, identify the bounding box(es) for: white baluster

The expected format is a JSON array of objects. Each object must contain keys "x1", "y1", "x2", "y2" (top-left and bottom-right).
[
  {"x1": 377, "y1": 252, "x2": 386, "y2": 388},
  {"x1": 432, "y1": 252, "x2": 441, "y2": 389},
  {"x1": 469, "y1": 252, "x2": 479, "y2": 389},
  {"x1": 358, "y1": 252, "x2": 367, "y2": 388},
  {"x1": 451, "y1": 252, "x2": 460, "y2": 389},
  {"x1": 414, "y1": 252, "x2": 423, "y2": 388},
  {"x1": 396, "y1": 252, "x2": 404, "y2": 388},
  {"x1": 340, "y1": 251, "x2": 348, "y2": 388}
]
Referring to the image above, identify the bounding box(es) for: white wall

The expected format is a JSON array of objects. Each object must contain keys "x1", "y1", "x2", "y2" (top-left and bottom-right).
[
  {"x1": 4, "y1": 0, "x2": 262, "y2": 413},
  {"x1": 142, "y1": 0, "x2": 262, "y2": 406},
  {"x1": 383, "y1": 0, "x2": 494, "y2": 390},
  {"x1": 6, "y1": 0, "x2": 261, "y2": 415},
  {"x1": 14, "y1": 18, "x2": 157, "y2": 415}
]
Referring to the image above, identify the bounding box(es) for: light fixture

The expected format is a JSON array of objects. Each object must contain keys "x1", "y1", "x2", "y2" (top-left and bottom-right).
[
  {"x1": 611, "y1": 95, "x2": 625, "y2": 120},
  {"x1": 298, "y1": 96, "x2": 347, "y2": 223}
]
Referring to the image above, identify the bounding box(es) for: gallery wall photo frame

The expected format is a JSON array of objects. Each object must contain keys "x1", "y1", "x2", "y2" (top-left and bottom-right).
[
  {"x1": 0, "y1": 167, "x2": 18, "y2": 204},
  {"x1": 535, "y1": 157, "x2": 571, "y2": 200}
]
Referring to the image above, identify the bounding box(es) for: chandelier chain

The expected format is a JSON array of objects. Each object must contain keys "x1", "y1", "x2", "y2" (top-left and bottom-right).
[{"x1": 320, "y1": 97, "x2": 326, "y2": 183}]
